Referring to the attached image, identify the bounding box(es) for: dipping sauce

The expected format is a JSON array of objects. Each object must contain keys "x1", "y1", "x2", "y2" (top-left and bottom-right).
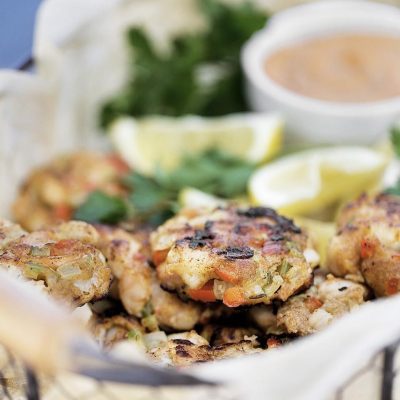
[{"x1": 265, "y1": 34, "x2": 400, "y2": 103}]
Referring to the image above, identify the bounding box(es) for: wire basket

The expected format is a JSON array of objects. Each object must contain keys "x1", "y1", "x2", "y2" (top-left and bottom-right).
[{"x1": 0, "y1": 338, "x2": 398, "y2": 400}]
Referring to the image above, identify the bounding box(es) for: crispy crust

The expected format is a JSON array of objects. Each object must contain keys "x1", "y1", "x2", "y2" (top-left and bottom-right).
[
  {"x1": 151, "y1": 206, "x2": 314, "y2": 307},
  {"x1": 149, "y1": 331, "x2": 262, "y2": 366}
]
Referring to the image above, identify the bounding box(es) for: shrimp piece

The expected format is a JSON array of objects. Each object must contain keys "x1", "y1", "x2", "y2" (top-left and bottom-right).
[
  {"x1": 118, "y1": 258, "x2": 153, "y2": 317},
  {"x1": 151, "y1": 281, "x2": 203, "y2": 331},
  {"x1": 119, "y1": 265, "x2": 204, "y2": 331},
  {"x1": 96, "y1": 224, "x2": 205, "y2": 331}
]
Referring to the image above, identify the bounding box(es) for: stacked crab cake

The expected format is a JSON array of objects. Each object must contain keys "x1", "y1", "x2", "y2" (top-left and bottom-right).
[
  {"x1": 139, "y1": 205, "x2": 370, "y2": 364},
  {"x1": 4, "y1": 196, "x2": 371, "y2": 366},
  {"x1": 86, "y1": 205, "x2": 315, "y2": 363},
  {"x1": 92, "y1": 223, "x2": 214, "y2": 333}
]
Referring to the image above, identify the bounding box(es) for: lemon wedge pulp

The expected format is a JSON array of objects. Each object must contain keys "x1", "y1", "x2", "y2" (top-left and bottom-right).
[
  {"x1": 249, "y1": 147, "x2": 388, "y2": 217},
  {"x1": 109, "y1": 114, "x2": 283, "y2": 174}
]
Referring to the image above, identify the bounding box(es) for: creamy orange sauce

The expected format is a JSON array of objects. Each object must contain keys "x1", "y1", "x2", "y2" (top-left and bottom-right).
[{"x1": 265, "y1": 34, "x2": 400, "y2": 103}]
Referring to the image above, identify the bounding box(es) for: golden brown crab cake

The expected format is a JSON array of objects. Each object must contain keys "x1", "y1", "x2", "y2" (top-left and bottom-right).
[
  {"x1": 89, "y1": 314, "x2": 144, "y2": 350},
  {"x1": 151, "y1": 206, "x2": 316, "y2": 307},
  {"x1": 276, "y1": 274, "x2": 368, "y2": 336},
  {"x1": 94, "y1": 224, "x2": 206, "y2": 331},
  {"x1": 0, "y1": 220, "x2": 111, "y2": 306},
  {"x1": 149, "y1": 331, "x2": 261, "y2": 367},
  {"x1": 13, "y1": 152, "x2": 129, "y2": 231},
  {"x1": 328, "y1": 193, "x2": 400, "y2": 296}
]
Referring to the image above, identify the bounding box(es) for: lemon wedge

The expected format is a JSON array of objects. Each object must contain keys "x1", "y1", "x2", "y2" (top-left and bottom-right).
[
  {"x1": 249, "y1": 147, "x2": 388, "y2": 217},
  {"x1": 109, "y1": 114, "x2": 283, "y2": 174}
]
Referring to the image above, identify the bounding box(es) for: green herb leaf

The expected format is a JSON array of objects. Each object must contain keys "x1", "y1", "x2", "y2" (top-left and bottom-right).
[
  {"x1": 100, "y1": 0, "x2": 267, "y2": 127},
  {"x1": 279, "y1": 260, "x2": 293, "y2": 276},
  {"x1": 127, "y1": 329, "x2": 142, "y2": 341},
  {"x1": 384, "y1": 180, "x2": 400, "y2": 196},
  {"x1": 74, "y1": 150, "x2": 255, "y2": 226},
  {"x1": 140, "y1": 301, "x2": 155, "y2": 318},
  {"x1": 125, "y1": 149, "x2": 256, "y2": 224},
  {"x1": 385, "y1": 126, "x2": 400, "y2": 195},
  {"x1": 391, "y1": 125, "x2": 400, "y2": 158},
  {"x1": 74, "y1": 190, "x2": 127, "y2": 224}
]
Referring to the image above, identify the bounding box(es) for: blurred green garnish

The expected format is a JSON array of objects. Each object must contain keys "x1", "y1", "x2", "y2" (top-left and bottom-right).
[
  {"x1": 74, "y1": 149, "x2": 255, "y2": 225},
  {"x1": 125, "y1": 149, "x2": 255, "y2": 225},
  {"x1": 384, "y1": 126, "x2": 400, "y2": 195},
  {"x1": 100, "y1": 0, "x2": 267, "y2": 127},
  {"x1": 74, "y1": 191, "x2": 128, "y2": 224},
  {"x1": 390, "y1": 125, "x2": 400, "y2": 158}
]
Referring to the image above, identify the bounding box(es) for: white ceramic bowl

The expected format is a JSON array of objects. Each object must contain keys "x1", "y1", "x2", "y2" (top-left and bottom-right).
[{"x1": 241, "y1": 1, "x2": 400, "y2": 145}]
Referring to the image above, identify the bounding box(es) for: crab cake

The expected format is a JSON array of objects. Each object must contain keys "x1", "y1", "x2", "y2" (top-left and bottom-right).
[
  {"x1": 151, "y1": 206, "x2": 317, "y2": 307},
  {"x1": 149, "y1": 331, "x2": 262, "y2": 367},
  {"x1": 276, "y1": 274, "x2": 368, "y2": 336},
  {"x1": 328, "y1": 193, "x2": 400, "y2": 296},
  {"x1": 0, "y1": 220, "x2": 111, "y2": 306},
  {"x1": 89, "y1": 314, "x2": 144, "y2": 349},
  {"x1": 95, "y1": 224, "x2": 207, "y2": 331},
  {"x1": 13, "y1": 152, "x2": 129, "y2": 231}
]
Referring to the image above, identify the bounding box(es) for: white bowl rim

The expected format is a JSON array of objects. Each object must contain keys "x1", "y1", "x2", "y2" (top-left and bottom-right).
[{"x1": 241, "y1": 0, "x2": 400, "y2": 118}]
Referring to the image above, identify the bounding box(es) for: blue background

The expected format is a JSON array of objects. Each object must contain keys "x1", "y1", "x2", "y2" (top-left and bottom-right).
[{"x1": 0, "y1": 0, "x2": 42, "y2": 69}]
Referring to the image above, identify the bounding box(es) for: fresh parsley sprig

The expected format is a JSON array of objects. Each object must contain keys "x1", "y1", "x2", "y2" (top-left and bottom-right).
[
  {"x1": 100, "y1": 0, "x2": 267, "y2": 127},
  {"x1": 74, "y1": 149, "x2": 255, "y2": 225},
  {"x1": 74, "y1": 191, "x2": 128, "y2": 224}
]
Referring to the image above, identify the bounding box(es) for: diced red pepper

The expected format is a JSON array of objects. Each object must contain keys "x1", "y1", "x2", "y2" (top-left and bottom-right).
[
  {"x1": 188, "y1": 280, "x2": 217, "y2": 302},
  {"x1": 360, "y1": 238, "x2": 376, "y2": 259},
  {"x1": 267, "y1": 337, "x2": 282, "y2": 349},
  {"x1": 304, "y1": 296, "x2": 323, "y2": 312},
  {"x1": 51, "y1": 239, "x2": 76, "y2": 256},
  {"x1": 386, "y1": 278, "x2": 399, "y2": 296},
  {"x1": 53, "y1": 204, "x2": 73, "y2": 221},
  {"x1": 152, "y1": 249, "x2": 170, "y2": 266},
  {"x1": 107, "y1": 154, "x2": 130, "y2": 174},
  {"x1": 223, "y1": 286, "x2": 246, "y2": 307},
  {"x1": 215, "y1": 265, "x2": 239, "y2": 284}
]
